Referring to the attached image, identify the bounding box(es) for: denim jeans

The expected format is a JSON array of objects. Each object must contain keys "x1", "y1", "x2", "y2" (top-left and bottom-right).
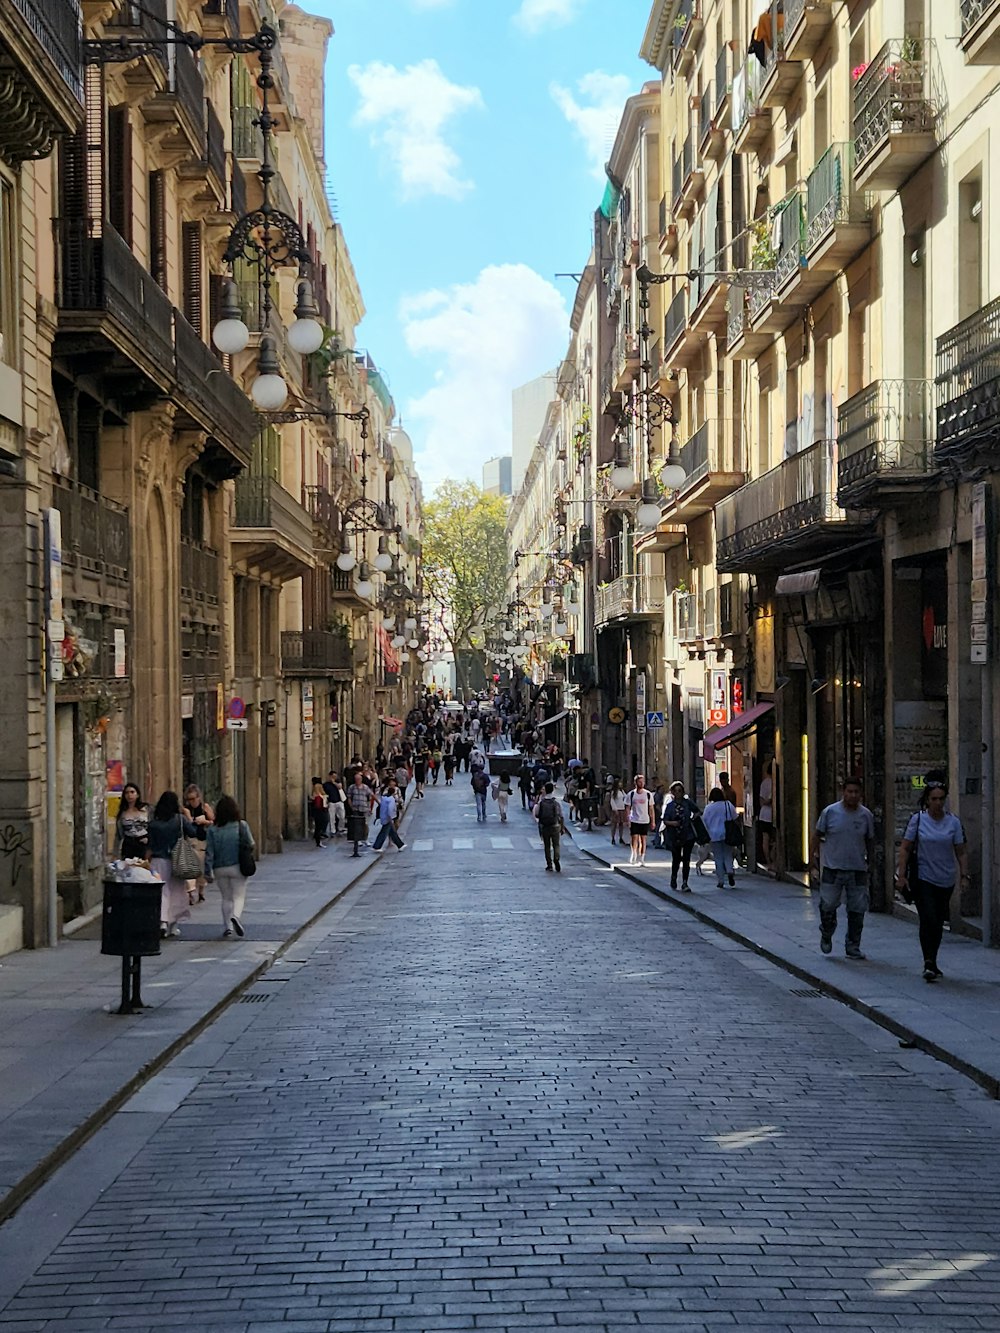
[
  {"x1": 372, "y1": 821, "x2": 404, "y2": 850},
  {"x1": 475, "y1": 792, "x2": 488, "y2": 819},
  {"x1": 710, "y1": 840, "x2": 735, "y2": 883},
  {"x1": 819, "y1": 867, "x2": 869, "y2": 946}
]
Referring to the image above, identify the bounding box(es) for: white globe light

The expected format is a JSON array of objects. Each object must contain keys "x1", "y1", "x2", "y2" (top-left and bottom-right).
[
  {"x1": 417, "y1": 651, "x2": 427, "y2": 661},
  {"x1": 636, "y1": 500, "x2": 662, "y2": 528},
  {"x1": 356, "y1": 576, "x2": 374, "y2": 599},
  {"x1": 611, "y1": 463, "x2": 636, "y2": 490},
  {"x1": 373, "y1": 551, "x2": 393, "y2": 573},
  {"x1": 523, "y1": 631, "x2": 535, "y2": 644},
  {"x1": 554, "y1": 621, "x2": 568, "y2": 636},
  {"x1": 336, "y1": 550, "x2": 356, "y2": 571},
  {"x1": 400, "y1": 651, "x2": 411, "y2": 662},
  {"x1": 404, "y1": 617, "x2": 418, "y2": 630},
  {"x1": 502, "y1": 628, "x2": 515, "y2": 641},
  {"x1": 540, "y1": 602, "x2": 553, "y2": 619},
  {"x1": 287, "y1": 317, "x2": 324, "y2": 355},
  {"x1": 212, "y1": 317, "x2": 250, "y2": 355},
  {"x1": 408, "y1": 637, "x2": 419, "y2": 648},
  {"x1": 660, "y1": 461, "x2": 687, "y2": 489},
  {"x1": 392, "y1": 634, "x2": 406, "y2": 648},
  {"x1": 382, "y1": 616, "x2": 395, "y2": 631},
  {"x1": 250, "y1": 372, "x2": 288, "y2": 410}
]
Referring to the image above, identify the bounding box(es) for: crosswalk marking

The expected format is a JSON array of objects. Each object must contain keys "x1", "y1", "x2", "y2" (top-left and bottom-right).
[
  {"x1": 412, "y1": 839, "x2": 433, "y2": 851},
  {"x1": 490, "y1": 836, "x2": 513, "y2": 849},
  {"x1": 452, "y1": 837, "x2": 474, "y2": 850}
]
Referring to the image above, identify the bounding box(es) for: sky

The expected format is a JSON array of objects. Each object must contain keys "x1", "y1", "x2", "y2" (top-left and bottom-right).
[{"x1": 309, "y1": 0, "x2": 653, "y2": 492}]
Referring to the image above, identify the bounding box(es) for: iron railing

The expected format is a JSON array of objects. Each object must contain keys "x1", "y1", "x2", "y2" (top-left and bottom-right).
[
  {"x1": 595, "y1": 572, "x2": 665, "y2": 625},
  {"x1": 774, "y1": 194, "x2": 806, "y2": 290},
  {"x1": 174, "y1": 310, "x2": 257, "y2": 449},
  {"x1": 837, "y1": 379, "x2": 934, "y2": 492},
  {"x1": 935, "y1": 297, "x2": 1000, "y2": 451},
  {"x1": 715, "y1": 43, "x2": 729, "y2": 115},
  {"x1": 51, "y1": 477, "x2": 130, "y2": 583},
  {"x1": 229, "y1": 150, "x2": 247, "y2": 216},
  {"x1": 716, "y1": 439, "x2": 849, "y2": 567},
  {"x1": 56, "y1": 219, "x2": 174, "y2": 371},
  {"x1": 732, "y1": 53, "x2": 765, "y2": 135},
  {"x1": 727, "y1": 287, "x2": 749, "y2": 347},
  {"x1": 281, "y1": 630, "x2": 353, "y2": 677},
  {"x1": 761, "y1": 0, "x2": 792, "y2": 78},
  {"x1": 180, "y1": 537, "x2": 219, "y2": 607},
  {"x1": 664, "y1": 288, "x2": 687, "y2": 351},
  {"x1": 172, "y1": 41, "x2": 206, "y2": 142},
  {"x1": 960, "y1": 0, "x2": 1000, "y2": 35},
  {"x1": 13, "y1": 0, "x2": 83, "y2": 101},
  {"x1": 303, "y1": 484, "x2": 341, "y2": 546},
  {"x1": 853, "y1": 39, "x2": 937, "y2": 171},
  {"x1": 671, "y1": 154, "x2": 683, "y2": 210},
  {"x1": 658, "y1": 195, "x2": 668, "y2": 236},
  {"x1": 677, "y1": 422, "x2": 711, "y2": 491},
  {"x1": 233, "y1": 475, "x2": 313, "y2": 553},
  {"x1": 747, "y1": 268, "x2": 776, "y2": 320},
  {"x1": 676, "y1": 591, "x2": 699, "y2": 641},
  {"x1": 108, "y1": 0, "x2": 167, "y2": 76},
  {"x1": 806, "y1": 142, "x2": 868, "y2": 251},
  {"x1": 682, "y1": 133, "x2": 694, "y2": 184}
]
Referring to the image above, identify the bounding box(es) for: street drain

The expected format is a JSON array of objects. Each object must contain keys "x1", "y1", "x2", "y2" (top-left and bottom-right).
[
  {"x1": 789, "y1": 987, "x2": 825, "y2": 998},
  {"x1": 240, "y1": 992, "x2": 273, "y2": 1004}
]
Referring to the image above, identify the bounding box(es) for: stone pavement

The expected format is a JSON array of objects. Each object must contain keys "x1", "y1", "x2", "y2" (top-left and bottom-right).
[
  {"x1": 566, "y1": 814, "x2": 1000, "y2": 1097},
  {"x1": 3, "y1": 780, "x2": 1000, "y2": 1332},
  {"x1": 0, "y1": 806, "x2": 410, "y2": 1226}
]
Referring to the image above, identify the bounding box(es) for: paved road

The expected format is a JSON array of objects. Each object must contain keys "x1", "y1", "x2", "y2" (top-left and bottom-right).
[{"x1": 2, "y1": 781, "x2": 1000, "y2": 1332}]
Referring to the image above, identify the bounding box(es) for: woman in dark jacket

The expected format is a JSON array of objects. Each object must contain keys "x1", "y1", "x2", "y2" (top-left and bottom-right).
[
  {"x1": 205, "y1": 794, "x2": 255, "y2": 939},
  {"x1": 147, "y1": 791, "x2": 197, "y2": 937}
]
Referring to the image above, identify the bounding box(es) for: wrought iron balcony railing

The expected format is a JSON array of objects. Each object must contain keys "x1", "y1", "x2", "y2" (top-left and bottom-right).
[
  {"x1": 837, "y1": 379, "x2": 935, "y2": 500},
  {"x1": 852, "y1": 40, "x2": 937, "y2": 179},
  {"x1": 595, "y1": 571, "x2": 665, "y2": 626},
  {"x1": 12, "y1": 0, "x2": 83, "y2": 103},
  {"x1": 806, "y1": 142, "x2": 869, "y2": 252},
  {"x1": 281, "y1": 629, "x2": 353, "y2": 677},
  {"x1": 936, "y1": 296, "x2": 1000, "y2": 456},
  {"x1": 773, "y1": 193, "x2": 806, "y2": 291},
  {"x1": 51, "y1": 476, "x2": 130, "y2": 586},
  {"x1": 715, "y1": 42, "x2": 729, "y2": 116},
  {"x1": 664, "y1": 287, "x2": 687, "y2": 352},
  {"x1": 961, "y1": 0, "x2": 1000, "y2": 36},
  {"x1": 174, "y1": 311, "x2": 257, "y2": 464}
]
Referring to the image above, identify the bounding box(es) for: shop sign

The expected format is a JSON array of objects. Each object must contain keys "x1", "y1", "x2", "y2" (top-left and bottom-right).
[
  {"x1": 636, "y1": 672, "x2": 646, "y2": 732},
  {"x1": 113, "y1": 628, "x2": 126, "y2": 679},
  {"x1": 971, "y1": 482, "x2": 990, "y2": 665},
  {"x1": 181, "y1": 693, "x2": 194, "y2": 719}
]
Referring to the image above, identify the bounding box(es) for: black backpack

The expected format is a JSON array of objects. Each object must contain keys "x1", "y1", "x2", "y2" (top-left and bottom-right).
[{"x1": 537, "y1": 796, "x2": 560, "y2": 827}]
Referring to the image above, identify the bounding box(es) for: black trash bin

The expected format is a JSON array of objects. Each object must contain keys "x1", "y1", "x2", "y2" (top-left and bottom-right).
[{"x1": 102, "y1": 879, "x2": 161, "y2": 1014}]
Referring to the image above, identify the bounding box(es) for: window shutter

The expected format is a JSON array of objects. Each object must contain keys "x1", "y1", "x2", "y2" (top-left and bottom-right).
[
  {"x1": 182, "y1": 221, "x2": 203, "y2": 337},
  {"x1": 107, "y1": 105, "x2": 132, "y2": 245},
  {"x1": 148, "y1": 170, "x2": 167, "y2": 290}
]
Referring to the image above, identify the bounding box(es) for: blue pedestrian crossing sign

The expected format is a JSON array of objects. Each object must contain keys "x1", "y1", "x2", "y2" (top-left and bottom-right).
[{"x1": 645, "y1": 710, "x2": 665, "y2": 729}]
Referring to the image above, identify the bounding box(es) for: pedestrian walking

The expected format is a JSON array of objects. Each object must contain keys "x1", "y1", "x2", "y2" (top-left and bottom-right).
[
  {"x1": 372, "y1": 783, "x2": 406, "y2": 852},
  {"x1": 495, "y1": 771, "x2": 512, "y2": 822},
  {"x1": 895, "y1": 781, "x2": 969, "y2": 982},
  {"x1": 625, "y1": 774, "x2": 656, "y2": 866},
  {"x1": 147, "y1": 791, "x2": 197, "y2": 938},
  {"x1": 758, "y1": 759, "x2": 776, "y2": 875},
  {"x1": 471, "y1": 766, "x2": 490, "y2": 821},
  {"x1": 432, "y1": 746, "x2": 442, "y2": 784},
  {"x1": 182, "y1": 783, "x2": 214, "y2": 905},
  {"x1": 323, "y1": 771, "x2": 346, "y2": 837},
  {"x1": 661, "y1": 781, "x2": 700, "y2": 890},
  {"x1": 518, "y1": 759, "x2": 533, "y2": 810},
  {"x1": 608, "y1": 778, "x2": 629, "y2": 846},
  {"x1": 810, "y1": 776, "x2": 875, "y2": 959},
  {"x1": 702, "y1": 787, "x2": 738, "y2": 889},
  {"x1": 309, "y1": 778, "x2": 328, "y2": 848},
  {"x1": 413, "y1": 746, "x2": 428, "y2": 798},
  {"x1": 394, "y1": 760, "x2": 410, "y2": 802},
  {"x1": 204, "y1": 795, "x2": 255, "y2": 938},
  {"x1": 534, "y1": 782, "x2": 566, "y2": 872},
  {"x1": 443, "y1": 749, "x2": 456, "y2": 785},
  {"x1": 345, "y1": 770, "x2": 375, "y2": 857},
  {"x1": 114, "y1": 784, "x2": 149, "y2": 859}
]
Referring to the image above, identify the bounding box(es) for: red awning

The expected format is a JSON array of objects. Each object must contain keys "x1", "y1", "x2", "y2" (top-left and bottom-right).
[{"x1": 701, "y1": 700, "x2": 774, "y2": 763}]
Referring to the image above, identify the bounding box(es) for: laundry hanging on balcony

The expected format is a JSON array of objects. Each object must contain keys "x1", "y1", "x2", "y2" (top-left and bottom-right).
[{"x1": 748, "y1": 2, "x2": 784, "y2": 66}]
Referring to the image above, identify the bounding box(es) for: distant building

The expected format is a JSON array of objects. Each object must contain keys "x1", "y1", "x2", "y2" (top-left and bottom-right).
[
  {"x1": 512, "y1": 372, "x2": 556, "y2": 493},
  {"x1": 483, "y1": 455, "x2": 512, "y2": 497}
]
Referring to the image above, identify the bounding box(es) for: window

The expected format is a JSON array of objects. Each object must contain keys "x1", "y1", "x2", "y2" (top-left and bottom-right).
[{"x1": 0, "y1": 175, "x2": 17, "y2": 367}]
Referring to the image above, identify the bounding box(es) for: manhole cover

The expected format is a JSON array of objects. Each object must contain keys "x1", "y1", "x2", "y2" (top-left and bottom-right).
[
  {"x1": 789, "y1": 987, "x2": 825, "y2": 998},
  {"x1": 239, "y1": 992, "x2": 272, "y2": 1004}
]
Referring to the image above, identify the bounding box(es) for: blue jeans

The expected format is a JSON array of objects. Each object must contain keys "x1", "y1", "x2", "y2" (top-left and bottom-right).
[
  {"x1": 711, "y1": 840, "x2": 735, "y2": 884},
  {"x1": 372, "y1": 821, "x2": 403, "y2": 850},
  {"x1": 475, "y1": 792, "x2": 488, "y2": 820}
]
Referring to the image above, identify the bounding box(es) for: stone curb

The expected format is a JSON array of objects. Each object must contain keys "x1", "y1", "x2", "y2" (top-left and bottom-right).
[
  {"x1": 0, "y1": 795, "x2": 414, "y2": 1227},
  {"x1": 580, "y1": 845, "x2": 1000, "y2": 1101}
]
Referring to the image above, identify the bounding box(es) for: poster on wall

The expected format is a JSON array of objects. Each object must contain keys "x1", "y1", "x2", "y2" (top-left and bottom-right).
[{"x1": 893, "y1": 701, "x2": 947, "y2": 838}]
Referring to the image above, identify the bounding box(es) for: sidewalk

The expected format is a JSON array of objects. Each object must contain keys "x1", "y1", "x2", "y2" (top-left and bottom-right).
[
  {"x1": 0, "y1": 816, "x2": 403, "y2": 1226},
  {"x1": 570, "y1": 816, "x2": 1000, "y2": 1097}
]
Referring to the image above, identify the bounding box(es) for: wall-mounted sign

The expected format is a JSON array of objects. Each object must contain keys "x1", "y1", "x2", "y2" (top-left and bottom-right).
[
  {"x1": 226, "y1": 718, "x2": 248, "y2": 731},
  {"x1": 229, "y1": 696, "x2": 246, "y2": 719},
  {"x1": 608, "y1": 706, "x2": 626, "y2": 725}
]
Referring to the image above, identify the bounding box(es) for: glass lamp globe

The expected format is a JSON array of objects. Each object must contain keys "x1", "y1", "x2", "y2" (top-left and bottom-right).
[
  {"x1": 250, "y1": 372, "x2": 288, "y2": 410},
  {"x1": 392, "y1": 634, "x2": 406, "y2": 648},
  {"x1": 400, "y1": 651, "x2": 410, "y2": 663},
  {"x1": 523, "y1": 631, "x2": 535, "y2": 644},
  {"x1": 502, "y1": 628, "x2": 515, "y2": 641},
  {"x1": 636, "y1": 499, "x2": 662, "y2": 527},
  {"x1": 660, "y1": 460, "x2": 686, "y2": 489},
  {"x1": 373, "y1": 536, "x2": 393, "y2": 573},
  {"x1": 554, "y1": 620, "x2": 568, "y2": 636},
  {"x1": 404, "y1": 616, "x2": 418, "y2": 631},
  {"x1": 382, "y1": 616, "x2": 395, "y2": 631},
  {"x1": 408, "y1": 637, "x2": 419, "y2": 648},
  {"x1": 287, "y1": 316, "x2": 324, "y2": 355},
  {"x1": 540, "y1": 601, "x2": 553, "y2": 619},
  {"x1": 212, "y1": 317, "x2": 250, "y2": 355},
  {"x1": 356, "y1": 577, "x2": 374, "y2": 599},
  {"x1": 336, "y1": 549, "x2": 356, "y2": 571},
  {"x1": 610, "y1": 462, "x2": 636, "y2": 490}
]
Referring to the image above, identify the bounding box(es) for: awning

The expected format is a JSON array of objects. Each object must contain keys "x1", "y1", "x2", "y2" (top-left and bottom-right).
[
  {"x1": 775, "y1": 569, "x2": 820, "y2": 596},
  {"x1": 701, "y1": 700, "x2": 773, "y2": 763},
  {"x1": 537, "y1": 709, "x2": 569, "y2": 728},
  {"x1": 380, "y1": 715, "x2": 405, "y2": 730},
  {"x1": 346, "y1": 722, "x2": 363, "y2": 736}
]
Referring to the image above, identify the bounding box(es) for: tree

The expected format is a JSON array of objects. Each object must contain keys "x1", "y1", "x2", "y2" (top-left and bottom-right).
[{"x1": 422, "y1": 480, "x2": 509, "y2": 694}]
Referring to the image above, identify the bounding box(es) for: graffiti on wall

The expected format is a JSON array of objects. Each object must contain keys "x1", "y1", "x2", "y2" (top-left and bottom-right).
[{"x1": 0, "y1": 823, "x2": 29, "y2": 889}]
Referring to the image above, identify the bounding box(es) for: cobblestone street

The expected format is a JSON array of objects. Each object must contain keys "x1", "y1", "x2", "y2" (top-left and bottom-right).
[{"x1": 3, "y1": 782, "x2": 1000, "y2": 1332}]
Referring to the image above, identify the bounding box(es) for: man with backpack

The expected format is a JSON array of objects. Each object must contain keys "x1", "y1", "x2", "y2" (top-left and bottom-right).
[
  {"x1": 534, "y1": 782, "x2": 566, "y2": 872},
  {"x1": 471, "y1": 766, "x2": 490, "y2": 821}
]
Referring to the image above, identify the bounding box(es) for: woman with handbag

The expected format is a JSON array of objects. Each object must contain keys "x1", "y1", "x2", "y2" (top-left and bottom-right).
[
  {"x1": 205, "y1": 794, "x2": 256, "y2": 939},
  {"x1": 661, "y1": 780, "x2": 701, "y2": 892},
  {"x1": 701, "y1": 787, "x2": 739, "y2": 889},
  {"x1": 147, "y1": 791, "x2": 198, "y2": 938},
  {"x1": 895, "y1": 781, "x2": 969, "y2": 982}
]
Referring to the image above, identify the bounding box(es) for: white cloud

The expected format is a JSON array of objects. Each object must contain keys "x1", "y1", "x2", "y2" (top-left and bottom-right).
[
  {"x1": 514, "y1": 0, "x2": 584, "y2": 33},
  {"x1": 550, "y1": 70, "x2": 633, "y2": 181},
  {"x1": 400, "y1": 265, "x2": 569, "y2": 492},
  {"x1": 348, "y1": 60, "x2": 484, "y2": 200}
]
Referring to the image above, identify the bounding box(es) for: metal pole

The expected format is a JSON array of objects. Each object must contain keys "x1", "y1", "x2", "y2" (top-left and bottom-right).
[
  {"x1": 43, "y1": 508, "x2": 63, "y2": 949},
  {"x1": 46, "y1": 676, "x2": 57, "y2": 948},
  {"x1": 982, "y1": 673, "x2": 992, "y2": 947}
]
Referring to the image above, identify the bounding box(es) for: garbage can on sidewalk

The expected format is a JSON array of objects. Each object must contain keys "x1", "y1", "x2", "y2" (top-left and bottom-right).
[{"x1": 102, "y1": 879, "x2": 161, "y2": 1014}]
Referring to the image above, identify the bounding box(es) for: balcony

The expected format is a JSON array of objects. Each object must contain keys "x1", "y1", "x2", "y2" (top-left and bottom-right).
[
  {"x1": 805, "y1": 142, "x2": 870, "y2": 271},
  {"x1": 726, "y1": 281, "x2": 774, "y2": 359},
  {"x1": 173, "y1": 312, "x2": 256, "y2": 473},
  {"x1": 303, "y1": 484, "x2": 341, "y2": 552},
  {"x1": 852, "y1": 40, "x2": 938, "y2": 191},
  {"x1": 595, "y1": 571, "x2": 666, "y2": 627},
  {"x1": 715, "y1": 439, "x2": 870, "y2": 574},
  {"x1": 698, "y1": 85, "x2": 723, "y2": 161},
  {"x1": 201, "y1": 0, "x2": 240, "y2": 38},
  {"x1": 669, "y1": 0, "x2": 703, "y2": 76},
  {"x1": 2, "y1": 0, "x2": 84, "y2": 152},
  {"x1": 179, "y1": 99, "x2": 226, "y2": 203},
  {"x1": 141, "y1": 40, "x2": 206, "y2": 159},
  {"x1": 713, "y1": 43, "x2": 731, "y2": 130},
  {"x1": 675, "y1": 592, "x2": 700, "y2": 643},
  {"x1": 689, "y1": 265, "x2": 729, "y2": 337},
  {"x1": 281, "y1": 630, "x2": 353, "y2": 680},
  {"x1": 50, "y1": 477, "x2": 130, "y2": 611},
  {"x1": 232, "y1": 475, "x2": 314, "y2": 580},
  {"x1": 732, "y1": 56, "x2": 770, "y2": 155},
  {"x1": 837, "y1": 379, "x2": 936, "y2": 507},
  {"x1": 758, "y1": 0, "x2": 803, "y2": 108},
  {"x1": 331, "y1": 565, "x2": 375, "y2": 609},
  {"x1": 663, "y1": 422, "x2": 744, "y2": 522},
  {"x1": 936, "y1": 298, "x2": 1000, "y2": 461},
  {"x1": 657, "y1": 194, "x2": 678, "y2": 256},
  {"x1": 773, "y1": 191, "x2": 832, "y2": 307},
  {"x1": 783, "y1": 0, "x2": 835, "y2": 61},
  {"x1": 54, "y1": 220, "x2": 174, "y2": 401},
  {"x1": 613, "y1": 327, "x2": 640, "y2": 389},
  {"x1": 676, "y1": 135, "x2": 704, "y2": 219},
  {"x1": 662, "y1": 287, "x2": 694, "y2": 368},
  {"x1": 180, "y1": 536, "x2": 219, "y2": 614},
  {"x1": 960, "y1": 0, "x2": 1000, "y2": 62}
]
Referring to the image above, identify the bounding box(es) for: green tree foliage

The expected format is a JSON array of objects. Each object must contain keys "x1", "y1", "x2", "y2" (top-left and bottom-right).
[{"x1": 423, "y1": 480, "x2": 509, "y2": 692}]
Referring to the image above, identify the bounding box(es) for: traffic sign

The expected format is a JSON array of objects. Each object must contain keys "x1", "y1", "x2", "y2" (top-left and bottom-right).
[
  {"x1": 226, "y1": 717, "x2": 248, "y2": 730},
  {"x1": 229, "y1": 696, "x2": 246, "y2": 719},
  {"x1": 645, "y1": 711, "x2": 665, "y2": 729}
]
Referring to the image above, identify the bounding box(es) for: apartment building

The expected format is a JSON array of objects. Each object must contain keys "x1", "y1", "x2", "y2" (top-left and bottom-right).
[
  {"x1": 639, "y1": 0, "x2": 1000, "y2": 937},
  {"x1": 0, "y1": 0, "x2": 420, "y2": 949}
]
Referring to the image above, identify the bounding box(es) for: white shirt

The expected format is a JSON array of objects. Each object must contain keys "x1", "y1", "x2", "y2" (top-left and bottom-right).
[
  {"x1": 627, "y1": 789, "x2": 655, "y2": 823},
  {"x1": 701, "y1": 800, "x2": 736, "y2": 842},
  {"x1": 609, "y1": 791, "x2": 628, "y2": 812}
]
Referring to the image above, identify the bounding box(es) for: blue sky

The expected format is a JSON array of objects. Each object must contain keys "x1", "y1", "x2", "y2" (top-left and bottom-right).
[{"x1": 309, "y1": 0, "x2": 652, "y2": 490}]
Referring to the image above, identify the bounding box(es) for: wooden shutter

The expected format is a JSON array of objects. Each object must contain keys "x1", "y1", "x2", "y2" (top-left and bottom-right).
[
  {"x1": 182, "y1": 221, "x2": 203, "y2": 336},
  {"x1": 107, "y1": 105, "x2": 132, "y2": 246},
  {"x1": 148, "y1": 170, "x2": 167, "y2": 290}
]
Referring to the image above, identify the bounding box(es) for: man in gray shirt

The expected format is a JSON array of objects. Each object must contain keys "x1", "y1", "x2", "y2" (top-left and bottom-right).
[{"x1": 810, "y1": 777, "x2": 875, "y2": 959}]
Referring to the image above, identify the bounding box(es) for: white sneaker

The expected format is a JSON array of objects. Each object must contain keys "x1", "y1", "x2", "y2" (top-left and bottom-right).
[
  {"x1": 628, "y1": 853, "x2": 636, "y2": 865},
  {"x1": 639, "y1": 857, "x2": 646, "y2": 866}
]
